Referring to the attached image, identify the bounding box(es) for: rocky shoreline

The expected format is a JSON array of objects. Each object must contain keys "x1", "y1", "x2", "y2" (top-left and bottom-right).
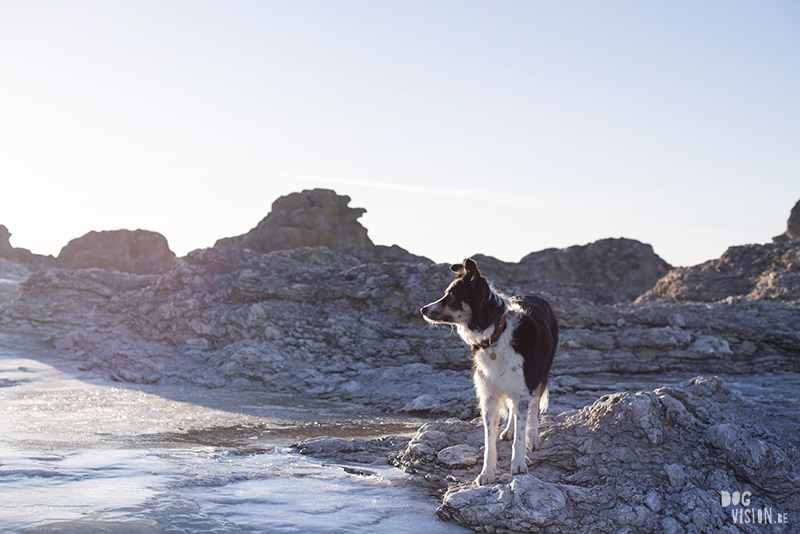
[
  {"x1": 296, "y1": 374, "x2": 799, "y2": 533},
  {"x1": 1, "y1": 190, "x2": 799, "y2": 533}
]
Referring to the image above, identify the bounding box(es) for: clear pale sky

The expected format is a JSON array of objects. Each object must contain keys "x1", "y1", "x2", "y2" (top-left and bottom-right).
[{"x1": 2, "y1": 1, "x2": 798, "y2": 267}]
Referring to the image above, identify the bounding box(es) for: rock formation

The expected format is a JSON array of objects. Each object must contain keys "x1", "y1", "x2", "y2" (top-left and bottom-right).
[
  {"x1": 773, "y1": 198, "x2": 800, "y2": 243},
  {"x1": 474, "y1": 238, "x2": 671, "y2": 304},
  {"x1": 56, "y1": 229, "x2": 176, "y2": 274},
  {"x1": 0, "y1": 247, "x2": 476, "y2": 411},
  {"x1": 0, "y1": 239, "x2": 797, "y2": 414},
  {"x1": 0, "y1": 225, "x2": 55, "y2": 269},
  {"x1": 298, "y1": 375, "x2": 799, "y2": 533},
  {"x1": 0, "y1": 258, "x2": 31, "y2": 305},
  {"x1": 215, "y1": 189, "x2": 372, "y2": 252},
  {"x1": 638, "y1": 241, "x2": 800, "y2": 303},
  {"x1": 430, "y1": 377, "x2": 799, "y2": 533},
  {"x1": 215, "y1": 188, "x2": 431, "y2": 264}
]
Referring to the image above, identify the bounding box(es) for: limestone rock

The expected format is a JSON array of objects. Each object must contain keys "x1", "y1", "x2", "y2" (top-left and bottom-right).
[
  {"x1": 292, "y1": 374, "x2": 799, "y2": 532},
  {"x1": 437, "y1": 444, "x2": 480, "y2": 468},
  {"x1": 773, "y1": 198, "x2": 800, "y2": 243},
  {"x1": 216, "y1": 189, "x2": 432, "y2": 264},
  {"x1": 0, "y1": 246, "x2": 475, "y2": 407},
  {"x1": 0, "y1": 258, "x2": 31, "y2": 305},
  {"x1": 388, "y1": 376, "x2": 800, "y2": 533},
  {"x1": 342, "y1": 244, "x2": 432, "y2": 265},
  {"x1": 0, "y1": 225, "x2": 56, "y2": 269},
  {"x1": 642, "y1": 199, "x2": 800, "y2": 303},
  {"x1": 215, "y1": 189, "x2": 372, "y2": 253},
  {"x1": 475, "y1": 238, "x2": 672, "y2": 304},
  {"x1": 294, "y1": 435, "x2": 411, "y2": 465},
  {"x1": 638, "y1": 241, "x2": 800, "y2": 303},
  {"x1": 57, "y1": 229, "x2": 176, "y2": 274},
  {"x1": 1, "y1": 245, "x2": 799, "y2": 413}
]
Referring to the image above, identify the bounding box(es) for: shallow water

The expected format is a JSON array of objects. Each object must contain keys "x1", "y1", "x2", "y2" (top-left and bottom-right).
[{"x1": 0, "y1": 333, "x2": 469, "y2": 533}]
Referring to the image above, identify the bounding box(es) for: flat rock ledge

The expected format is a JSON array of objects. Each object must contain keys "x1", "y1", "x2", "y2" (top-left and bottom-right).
[{"x1": 296, "y1": 376, "x2": 799, "y2": 534}]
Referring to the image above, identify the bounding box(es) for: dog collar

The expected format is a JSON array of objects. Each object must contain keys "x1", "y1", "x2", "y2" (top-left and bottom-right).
[{"x1": 470, "y1": 313, "x2": 507, "y2": 355}]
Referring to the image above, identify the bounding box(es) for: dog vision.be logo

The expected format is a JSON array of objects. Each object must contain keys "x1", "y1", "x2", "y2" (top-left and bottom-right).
[{"x1": 720, "y1": 490, "x2": 790, "y2": 526}]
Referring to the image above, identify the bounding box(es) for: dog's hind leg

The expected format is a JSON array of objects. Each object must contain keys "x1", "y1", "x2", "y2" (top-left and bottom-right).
[
  {"x1": 510, "y1": 396, "x2": 529, "y2": 475},
  {"x1": 475, "y1": 395, "x2": 501, "y2": 486},
  {"x1": 526, "y1": 384, "x2": 548, "y2": 451}
]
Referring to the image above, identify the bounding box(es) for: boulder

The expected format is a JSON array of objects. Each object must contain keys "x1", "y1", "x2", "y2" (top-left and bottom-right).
[
  {"x1": 475, "y1": 238, "x2": 672, "y2": 304},
  {"x1": 56, "y1": 229, "x2": 176, "y2": 274},
  {"x1": 215, "y1": 189, "x2": 431, "y2": 264}
]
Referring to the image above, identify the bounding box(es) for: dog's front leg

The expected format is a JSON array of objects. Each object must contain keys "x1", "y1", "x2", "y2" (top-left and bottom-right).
[
  {"x1": 511, "y1": 397, "x2": 529, "y2": 475},
  {"x1": 499, "y1": 398, "x2": 514, "y2": 441},
  {"x1": 475, "y1": 396, "x2": 501, "y2": 486}
]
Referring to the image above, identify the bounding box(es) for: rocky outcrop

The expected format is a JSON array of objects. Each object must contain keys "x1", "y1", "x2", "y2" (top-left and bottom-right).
[
  {"x1": 641, "y1": 199, "x2": 800, "y2": 304},
  {"x1": 0, "y1": 247, "x2": 476, "y2": 412},
  {"x1": 0, "y1": 225, "x2": 55, "y2": 269},
  {"x1": 432, "y1": 377, "x2": 800, "y2": 533},
  {"x1": 56, "y1": 229, "x2": 176, "y2": 274},
  {"x1": 215, "y1": 189, "x2": 431, "y2": 264},
  {"x1": 1, "y1": 196, "x2": 798, "y2": 415},
  {"x1": 395, "y1": 377, "x2": 798, "y2": 533},
  {"x1": 215, "y1": 189, "x2": 372, "y2": 253},
  {"x1": 475, "y1": 238, "x2": 672, "y2": 304},
  {"x1": 773, "y1": 199, "x2": 800, "y2": 243},
  {"x1": 1, "y1": 245, "x2": 798, "y2": 417},
  {"x1": 638, "y1": 241, "x2": 800, "y2": 303},
  {"x1": 295, "y1": 375, "x2": 799, "y2": 533}
]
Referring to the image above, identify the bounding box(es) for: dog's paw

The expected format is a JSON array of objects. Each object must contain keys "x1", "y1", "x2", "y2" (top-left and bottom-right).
[
  {"x1": 527, "y1": 434, "x2": 542, "y2": 452},
  {"x1": 499, "y1": 428, "x2": 512, "y2": 441},
  {"x1": 474, "y1": 471, "x2": 495, "y2": 486},
  {"x1": 511, "y1": 462, "x2": 528, "y2": 476}
]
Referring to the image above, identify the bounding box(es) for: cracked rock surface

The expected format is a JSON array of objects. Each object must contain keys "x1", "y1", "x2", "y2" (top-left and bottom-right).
[{"x1": 298, "y1": 375, "x2": 800, "y2": 534}]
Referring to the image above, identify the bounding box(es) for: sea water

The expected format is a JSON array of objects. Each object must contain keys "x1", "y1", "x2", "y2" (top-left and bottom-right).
[{"x1": 0, "y1": 334, "x2": 469, "y2": 533}]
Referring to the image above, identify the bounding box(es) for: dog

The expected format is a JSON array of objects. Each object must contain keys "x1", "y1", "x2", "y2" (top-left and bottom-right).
[{"x1": 421, "y1": 258, "x2": 558, "y2": 486}]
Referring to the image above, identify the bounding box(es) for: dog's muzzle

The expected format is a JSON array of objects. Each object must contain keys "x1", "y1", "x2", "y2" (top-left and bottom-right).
[{"x1": 420, "y1": 303, "x2": 440, "y2": 321}]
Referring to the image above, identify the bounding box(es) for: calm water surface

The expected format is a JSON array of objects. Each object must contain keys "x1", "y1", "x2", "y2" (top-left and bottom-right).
[{"x1": 0, "y1": 333, "x2": 469, "y2": 534}]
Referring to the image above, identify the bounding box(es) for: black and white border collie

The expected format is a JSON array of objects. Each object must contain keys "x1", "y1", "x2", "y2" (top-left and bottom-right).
[{"x1": 421, "y1": 258, "x2": 558, "y2": 486}]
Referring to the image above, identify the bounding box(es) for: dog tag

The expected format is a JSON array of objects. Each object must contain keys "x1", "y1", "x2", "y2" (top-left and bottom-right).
[{"x1": 490, "y1": 352, "x2": 497, "y2": 360}]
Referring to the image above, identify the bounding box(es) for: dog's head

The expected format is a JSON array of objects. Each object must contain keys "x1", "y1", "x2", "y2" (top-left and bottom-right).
[{"x1": 421, "y1": 258, "x2": 496, "y2": 331}]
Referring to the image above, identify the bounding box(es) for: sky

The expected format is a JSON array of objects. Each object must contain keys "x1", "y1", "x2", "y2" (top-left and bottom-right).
[{"x1": 1, "y1": 1, "x2": 798, "y2": 268}]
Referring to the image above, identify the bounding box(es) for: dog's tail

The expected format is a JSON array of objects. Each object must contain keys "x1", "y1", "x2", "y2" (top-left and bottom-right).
[{"x1": 539, "y1": 386, "x2": 549, "y2": 414}]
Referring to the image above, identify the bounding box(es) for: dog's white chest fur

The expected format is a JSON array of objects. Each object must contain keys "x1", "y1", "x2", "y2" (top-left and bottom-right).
[{"x1": 472, "y1": 341, "x2": 527, "y2": 397}]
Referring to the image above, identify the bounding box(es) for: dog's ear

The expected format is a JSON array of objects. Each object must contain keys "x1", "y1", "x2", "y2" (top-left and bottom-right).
[
  {"x1": 450, "y1": 263, "x2": 465, "y2": 275},
  {"x1": 464, "y1": 258, "x2": 480, "y2": 277}
]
